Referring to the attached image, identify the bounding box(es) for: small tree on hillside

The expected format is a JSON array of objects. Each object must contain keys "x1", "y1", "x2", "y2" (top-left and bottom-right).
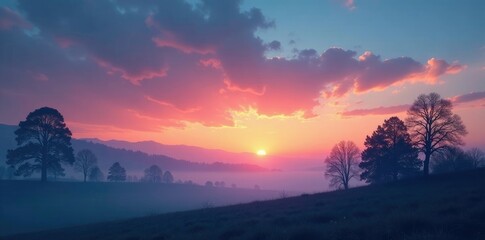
[
  {"x1": 360, "y1": 117, "x2": 421, "y2": 184},
  {"x1": 6, "y1": 107, "x2": 75, "y2": 182},
  {"x1": 406, "y1": 93, "x2": 467, "y2": 176},
  {"x1": 324, "y1": 141, "x2": 360, "y2": 190},
  {"x1": 74, "y1": 149, "x2": 98, "y2": 182},
  {"x1": 89, "y1": 166, "x2": 104, "y2": 182},
  {"x1": 143, "y1": 165, "x2": 162, "y2": 183},
  {"x1": 107, "y1": 162, "x2": 126, "y2": 182},
  {"x1": 163, "y1": 170, "x2": 174, "y2": 183}
]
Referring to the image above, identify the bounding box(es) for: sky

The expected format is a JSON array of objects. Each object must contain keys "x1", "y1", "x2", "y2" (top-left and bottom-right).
[{"x1": 0, "y1": 0, "x2": 484, "y2": 160}]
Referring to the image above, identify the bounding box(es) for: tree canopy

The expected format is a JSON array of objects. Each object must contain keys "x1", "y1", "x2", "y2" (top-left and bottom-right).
[
  {"x1": 107, "y1": 162, "x2": 126, "y2": 182},
  {"x1": 360, "y1": 117, "x2": 421, "y2": 184},
  {"x1": 88, "y1": 166, "x2": 104, "y2": 182},
  {"x1": 406, "y1": 93, "x2": 467, "y2": 176},
  {"x1": 6, "y1": 107, "x2": 75, "y2": 182},
  {"x1": 163, "y1": 170, "x2": 174, "y2": 183},
  {"x1": 143, "y1": 165, "x2": 162, "y2": 183}
]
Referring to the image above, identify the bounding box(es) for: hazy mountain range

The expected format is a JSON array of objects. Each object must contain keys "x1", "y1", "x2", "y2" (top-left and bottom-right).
[{"x1": 0, "y1": 124, "x2": 267, "y2": 173}]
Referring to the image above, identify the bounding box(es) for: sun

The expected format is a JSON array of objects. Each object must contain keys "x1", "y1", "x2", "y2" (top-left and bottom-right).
[{"x1": 256, "y1": 149, "x2": 267, "y2": 156}]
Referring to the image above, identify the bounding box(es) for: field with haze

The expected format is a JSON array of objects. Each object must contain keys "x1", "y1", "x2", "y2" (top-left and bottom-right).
[{"x1": 5, "y1": 168, "x2": 485, "y2": 240}]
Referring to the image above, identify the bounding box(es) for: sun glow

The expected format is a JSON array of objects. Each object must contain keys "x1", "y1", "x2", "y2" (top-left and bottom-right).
[{"x1": 256, "y1": 149, "x2": 267, "y2": 156}]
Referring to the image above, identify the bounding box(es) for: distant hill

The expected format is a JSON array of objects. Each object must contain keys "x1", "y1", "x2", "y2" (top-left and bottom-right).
[
  {"x1": 0, "y1": 124, "x2": 268, "y2": 174},
  {"x1": 8, "y1": 168, "x2": 485, "y2": 240},
  {"x1": 83, "y1": 138, "x2": 260, "y2": 164},
  {"x1": 82, "y1": 138, "x2": 323, "y2": 171}
]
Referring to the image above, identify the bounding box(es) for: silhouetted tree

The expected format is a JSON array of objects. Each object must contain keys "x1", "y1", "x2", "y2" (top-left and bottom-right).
[
  {"x1": 143, "y1": 165, "x2": 162, "y2": 183},
  {"x1": 162, "y1": 170, "x2": 174, "y2": 183},
  {"x1": 215, "y1": 181, "x2": 225, "y2": 187},
  {"x1": 74, "y1": 149, "x2": 98, "y2": 182},
  {"x1": 88, "y1": 166, "x2": 104, "y2": 182},
  {"x1": 6, "y1": 107, "x2": 75, "y2": 182},
  {"x1": 406, "y1": 93, "x2": 467, "y2": 176},
  {"x1": 466, "y1": 148, "x2": 485, "y2": 168},
  {"x1": 360, "y1": 117, "x2": 421, "y2": 183},
  {"x1": 324, "y1": 141, "x2": 360, "y2": 190},
  {"x1": 432, "y1": 146, "x2": 474, "y2": 174},
  {"x1": 107, "y1": 162, "x2": 126, "y2": 182},
  {"x1": 205, "y1": 181, "x2": 214, "y2": 187}
]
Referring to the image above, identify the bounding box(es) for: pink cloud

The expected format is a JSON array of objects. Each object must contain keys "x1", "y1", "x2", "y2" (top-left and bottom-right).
[
  {"x1": 341, "y1": 104, "x2": 410, "y2": 117},
  {"x1": 341, "y1": 91, "x2": 485, "y2": 117},
  {"x1": 0, "y1": 1, "x2": 468, "y2": 132}
]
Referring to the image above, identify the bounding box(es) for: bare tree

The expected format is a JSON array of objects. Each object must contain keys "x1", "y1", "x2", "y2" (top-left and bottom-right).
[
  {"x1": 325, "y1": 141, "x2": 360, "y2": 190},
  {"x1": 406, "y1": 93, "x2": 467, "y2": 176},
  {"x1": 466, "y1": 148, "x2": 485, "y2": 168},
  {"x1": 432, "y1": 146, "x2": 473, "y2": 173},
  {"x1": 74, "y1": 149, "x2": 98, "y2": 182}
]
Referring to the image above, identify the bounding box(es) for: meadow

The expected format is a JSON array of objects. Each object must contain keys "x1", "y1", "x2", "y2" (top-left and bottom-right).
[
  {"x1": 0, "y1": 181, "x2": 279, "y2": 236},
  {"x1": 4, "y1": 168, "x2": 484, "y2": 240}
]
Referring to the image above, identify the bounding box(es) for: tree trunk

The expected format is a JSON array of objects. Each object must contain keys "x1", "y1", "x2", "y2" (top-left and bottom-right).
[
  {"x1": 423, "y1": 153, "x2": 430, "y2": 176},
  {"x1": 41, "y1": 161, "x2": 47, "y2": 182},
  {"x1": 84, "y1": 174, "x2": 87, "y2": 182}
]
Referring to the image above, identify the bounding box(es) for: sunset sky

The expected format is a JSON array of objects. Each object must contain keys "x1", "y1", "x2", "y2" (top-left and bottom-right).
[{"x1": 1, "y1": 0, "x2": 484, "y2": 159}]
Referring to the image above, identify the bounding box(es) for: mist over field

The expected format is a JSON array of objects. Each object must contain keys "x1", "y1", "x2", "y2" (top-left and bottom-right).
[{"x1": 1, "y1": 0, "x2": 484, "y2": 239}]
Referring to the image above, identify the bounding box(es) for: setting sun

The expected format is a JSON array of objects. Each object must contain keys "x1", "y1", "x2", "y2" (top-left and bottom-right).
[{"x1": 256, "y1": 149, "x2": 267, "y2": 156}]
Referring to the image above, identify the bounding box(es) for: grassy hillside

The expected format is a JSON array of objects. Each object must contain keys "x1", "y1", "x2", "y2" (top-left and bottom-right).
[
  {"x1": 0, "y1": 181, "x2": 279, "y2": 236},
  {"x1": 5, "y1": 168, "x2": 485, "y2": 240}
]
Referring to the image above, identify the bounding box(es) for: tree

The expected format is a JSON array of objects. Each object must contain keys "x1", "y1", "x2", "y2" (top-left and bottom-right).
[
  {"x1": 88, "y1": 166, "x2": 104, "y2": 182},
  {"x1": 360, "y1": 117, "x2": 421, "y2": 184},
  {"x1": 466, "y1": 148, "x2": 485, "y2": 168},
  {"x1": 205, "y1": 181, "x2": 213, "y2": 187},
  {"x1": 107, "y1": 162, "x2": 126, "y2": 182},
  {"x1": 143, "y1": 165, "x2": 162, "y2": 183},
  {"x1": 324, "y1": 141, "x2": 360, "y2": 190},
  {"x1": 162, "y1": 170, "x2": 174, "y2": 183},
  {"x1": 406, "y1": 93, "x2": 467, "y2": 176},
  {"x1": 74, "y1": 149, "x2": 98, "y2": 182},
  {"x1": 432, "y1": 146, "x2": 474, "y2": 174},
  {"x1": 6, "y1": 107, "x2": 75, "y2": 182}
]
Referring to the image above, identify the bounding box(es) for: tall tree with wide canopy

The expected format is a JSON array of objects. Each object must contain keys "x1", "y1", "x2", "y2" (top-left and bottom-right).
[
  {"x1": 6, "y1": 107, "x2": 75, "y2": 182},
  {"x1": 74, "y1": 149, "x2": 98, "y2": 182},
  {"x1": 360, "y1": 117, "x2": 421, "y2": 183},
  {"x1": 406, "y1": 93, "x2": 467, "y2": 176},
  {"x1": 324, "y1": 141, "x2": 360, "y2": 190}
]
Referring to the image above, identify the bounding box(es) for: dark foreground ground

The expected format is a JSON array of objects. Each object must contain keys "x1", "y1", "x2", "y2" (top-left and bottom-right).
[
  {"x1": 4, "y1": 169, "x2": 485, "y2": 240},
  {"x1": 0, "y1": 181, "x2": 280, "y2": 236}
]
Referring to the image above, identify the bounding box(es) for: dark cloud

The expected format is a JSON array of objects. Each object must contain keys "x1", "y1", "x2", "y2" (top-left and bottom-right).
[{"x1": 452, "y1": 91, "x2": 485, "y2": 103}]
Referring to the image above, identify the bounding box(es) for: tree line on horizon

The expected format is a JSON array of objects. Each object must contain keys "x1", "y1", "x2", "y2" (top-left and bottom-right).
[
  {"x1": 325, "y1": 92, "x2": 484, "y2": 190},
  {"x1": 1, "y1": 106, "x2": 175, "y2": 183}
]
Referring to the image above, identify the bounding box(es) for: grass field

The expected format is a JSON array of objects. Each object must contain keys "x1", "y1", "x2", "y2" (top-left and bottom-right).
[
  {"x1": 0, "y1": 181, "x2": 280, "y2": 237},
  {"x1": 4, "y1": 168, "x2": 484, "y2": 240}
]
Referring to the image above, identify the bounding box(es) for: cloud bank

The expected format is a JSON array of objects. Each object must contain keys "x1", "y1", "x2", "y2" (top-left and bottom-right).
[{"x1": 0, "y1": 0, "x2": 464, "y2": 131}]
